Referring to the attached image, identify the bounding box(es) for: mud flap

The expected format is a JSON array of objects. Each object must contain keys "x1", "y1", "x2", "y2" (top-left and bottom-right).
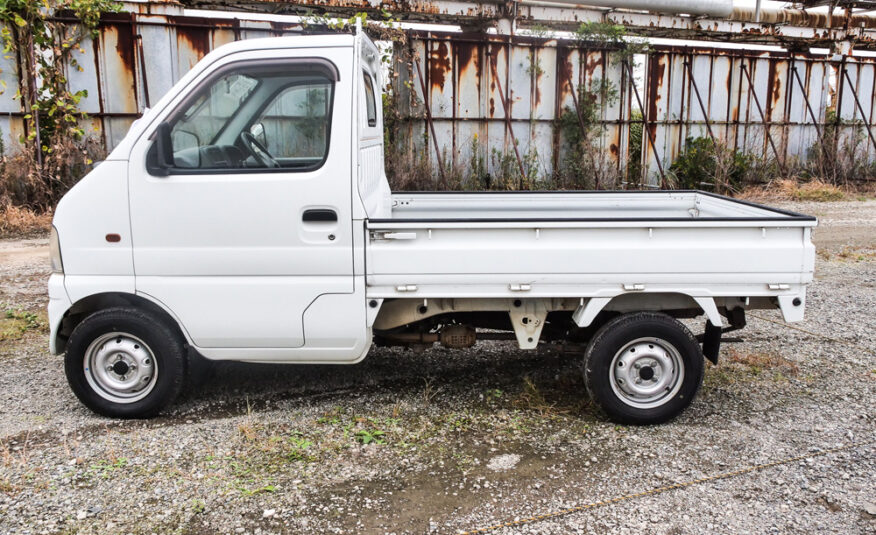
[{"x1": 702, "y1": 320, "x2": 723, "y2": 364}]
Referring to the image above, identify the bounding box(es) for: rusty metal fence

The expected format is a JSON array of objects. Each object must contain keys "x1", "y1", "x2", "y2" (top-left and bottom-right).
[
  {"x1": 397, "y1": 31, "x2": 876, "y2": 186},
  {"x1": 0, "y1": 11, "x2": 305, "y2": 154},
  {"x1": 4, "y1": 12, "x2": 876, "y2": 186}
]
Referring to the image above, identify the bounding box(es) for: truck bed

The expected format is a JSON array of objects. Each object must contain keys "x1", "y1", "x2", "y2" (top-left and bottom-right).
[
  {"x1": 383, "y1": 190, "x2": 811, "y2": 221},
  {"x1": 365, "y1": 191, "x2": 816, "y2": 301}
]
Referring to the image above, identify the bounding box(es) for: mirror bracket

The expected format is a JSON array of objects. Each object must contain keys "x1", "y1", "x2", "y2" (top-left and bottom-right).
[{"x1": 153, "y1": 122, "x2": 175, "y2": 175}]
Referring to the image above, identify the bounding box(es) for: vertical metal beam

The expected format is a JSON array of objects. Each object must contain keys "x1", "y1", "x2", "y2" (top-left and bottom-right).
[
  {"x1": 625, "y1": 58, "x2": 666, "y2": 188},
  {"x1": 489, "y1": 46, "x2": 528, "y2": 185},
  {"x1": 551, "y1": 46, "x2": 564, "y2": 177},
  {"x1": 740, "y1": 62, "x2": 786, "y2": 175},
  {"x1": 683, "y1": 57, "x2": 716, "y2": 141},
  {"x1": 791, "y1": 65, "x2": 822, "y2": 141},
  {"x1": 841, "y1": 66, "x2": 876, "y2": 152},
  {"x1": 834, "y1": 56, "x2": 846, "y2": 157},
  {"x1": 564, "y1": 54, "x2": 589, "y2": 148},
  {"x1": 135, "y1": 34, "x2": 151, "y2": 108},
  {"x1": 413, "y1": 56, "x2": 447, "y2": 186}
]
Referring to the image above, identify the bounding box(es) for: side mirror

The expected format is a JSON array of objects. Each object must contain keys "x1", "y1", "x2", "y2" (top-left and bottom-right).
[
  {"x1": 154, "y1": 122, "x2": 175, "y2": 173},
  {"x1": 250, "y1": 122, "x2": 267, "y2": 147}
]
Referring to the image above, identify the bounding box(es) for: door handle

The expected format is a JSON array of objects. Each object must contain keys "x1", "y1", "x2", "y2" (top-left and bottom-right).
[{"x1": 302, "y1": 209, "x2": 337, "y2": 222}]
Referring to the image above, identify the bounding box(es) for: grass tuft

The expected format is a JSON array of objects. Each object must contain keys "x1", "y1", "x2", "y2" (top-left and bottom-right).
[
  {"x1": 0, "y1": 307, "x2": 47, "y2": 342},
  {"x1": 783, "y1": 180, "x2": 845, "y2": 202}
]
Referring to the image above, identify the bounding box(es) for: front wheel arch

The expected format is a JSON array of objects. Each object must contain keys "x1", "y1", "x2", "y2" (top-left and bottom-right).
[{"x1": 56, "y1": 292, "x2": 189, "y2": 355}]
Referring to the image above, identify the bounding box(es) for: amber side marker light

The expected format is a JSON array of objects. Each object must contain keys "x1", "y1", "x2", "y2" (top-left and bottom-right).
[{"x1": 105, "y1": 234, "x2": 121, "y2": 243}]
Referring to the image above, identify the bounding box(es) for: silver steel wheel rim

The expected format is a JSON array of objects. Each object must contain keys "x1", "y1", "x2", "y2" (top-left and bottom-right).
[
  {"x1": 609, "y1": 337, "x2": 684, "y2": 409},
  {"x1": 83, "y1": 332, "x2": 158, "y2": 404}
]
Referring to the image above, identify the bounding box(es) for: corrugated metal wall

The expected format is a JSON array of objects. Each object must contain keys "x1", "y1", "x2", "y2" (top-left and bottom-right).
[
  {"x1": 0, "y1": 11, "x2": 304, "y2": 154},
  {"x1": 3, "y1": 13, "x2": 876, "y2": 186},
  {"x1": 397, "y1": 31, "x2": 876, "y2": 186}
]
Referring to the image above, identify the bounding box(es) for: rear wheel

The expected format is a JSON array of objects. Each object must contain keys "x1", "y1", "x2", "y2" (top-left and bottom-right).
[
  {"x1": 65, "y1": 307, "x2": 186, "y2": 418},
  {"x1": 583, "y1": 312, "x2": 704, "y2": 425}
]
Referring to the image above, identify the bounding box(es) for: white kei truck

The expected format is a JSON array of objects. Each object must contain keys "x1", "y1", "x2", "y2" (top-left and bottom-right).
[{"x1": 47, "y1": 30, "x2": 816, "y2": 424}]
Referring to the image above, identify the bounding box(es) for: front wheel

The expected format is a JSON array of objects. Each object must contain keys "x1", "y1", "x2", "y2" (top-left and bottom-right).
[
  {"x1": 65, "y1": 307, "x2": 186, "y2": 418},
  {"x1": 583, "y1": 312, "x2": 704, "y2": 425}
]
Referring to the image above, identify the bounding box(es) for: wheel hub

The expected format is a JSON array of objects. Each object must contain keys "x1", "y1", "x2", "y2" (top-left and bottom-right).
[
  {"x1": 111, "y1": 360, "x2": 130, "y2": 376},
  {"x1": 609, "y1": 338, "x2": 684, "y2": 409},
  {"x1": 84, "y1": 333, "x2": 158, "y2": 404}
]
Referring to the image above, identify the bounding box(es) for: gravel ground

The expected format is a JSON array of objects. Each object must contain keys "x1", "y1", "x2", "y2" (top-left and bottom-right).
[{"x1": 1, "y1": 199, "x2": 874, "y2": 535}]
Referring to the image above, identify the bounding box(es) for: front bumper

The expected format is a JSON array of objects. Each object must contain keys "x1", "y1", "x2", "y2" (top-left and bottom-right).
[{"x1": 48, "y1": 273, "x2": 71, "y2": 355}]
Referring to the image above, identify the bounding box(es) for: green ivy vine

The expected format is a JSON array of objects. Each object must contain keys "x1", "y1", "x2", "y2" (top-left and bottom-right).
[{"x1": 0, "y1": 0, "x2": 122, "y2": 154}]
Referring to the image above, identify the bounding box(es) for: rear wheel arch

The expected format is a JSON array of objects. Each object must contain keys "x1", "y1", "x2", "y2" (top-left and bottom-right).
[
  {"x1": 56, "y1": 292, "x2": 190, "y2": 354},
  {"x1": 577, "y1": 292, "x2": 721, "y2": 328}
]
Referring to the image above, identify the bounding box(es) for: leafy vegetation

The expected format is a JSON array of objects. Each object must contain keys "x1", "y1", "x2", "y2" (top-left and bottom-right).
[
  {"x1": 354, "y1": 429, "x2": 386, "y2": 445},
  {"x1": 0, "y1": 307, "x2": 46, "y2": 342},
  {"x1": 574, "y1": 22, "x2": 648, "y2": 65},
  {"x1": 0, "y1": 0, "x2": 118, "y2": 211},
  {"x1": 554, "y1": 77, "x2": 622, "y2": 189},
  {"x1": 668, "y1": 136, "x2": 756, "y2": 194}
]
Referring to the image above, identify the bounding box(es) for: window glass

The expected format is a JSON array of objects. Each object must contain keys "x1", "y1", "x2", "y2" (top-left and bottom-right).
[
  {"x1": 363, "y1": 72, "x2": 377, "y2": 127},
  {"x1": 255, "y1": 84, "x2": 331, "y2": 160},
  {"x1": 161, "y1": 64, "x2": 334, "y2": 172},
  {"x1": 173, "y1": 74, "x2": 258, "y2": 151}
]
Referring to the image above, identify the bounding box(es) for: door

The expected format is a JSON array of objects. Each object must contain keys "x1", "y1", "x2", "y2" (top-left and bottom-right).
[{"x1": 128, "y1": 53, "x2": 353, "y2": 349}]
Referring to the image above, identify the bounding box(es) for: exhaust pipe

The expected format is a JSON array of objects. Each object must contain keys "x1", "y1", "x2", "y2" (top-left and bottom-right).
[{"x1": 379, "y1": 325, "x2": 478, "y2": 349}]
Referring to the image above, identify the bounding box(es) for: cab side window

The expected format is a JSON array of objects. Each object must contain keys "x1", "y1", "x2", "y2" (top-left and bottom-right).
[
  {"x1": 362, "y1": 71, "x2": 377, "y2": 128},
  {"x1": 153, "y1": 61, "x2": 336, "y2": 174}
]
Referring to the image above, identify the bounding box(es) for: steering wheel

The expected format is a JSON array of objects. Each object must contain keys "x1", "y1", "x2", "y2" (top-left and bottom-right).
[{"x1": 239, "y1": 131, "x2": 280, "y2": 168}]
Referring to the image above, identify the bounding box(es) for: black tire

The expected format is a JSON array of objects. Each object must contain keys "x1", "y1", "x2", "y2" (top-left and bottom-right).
[
  {"x1": 583, "y1": 312, "x2": 704, "y2": 425},
  {"x1": 64, "y1": 307, "x2": 187, "y2": 418}
]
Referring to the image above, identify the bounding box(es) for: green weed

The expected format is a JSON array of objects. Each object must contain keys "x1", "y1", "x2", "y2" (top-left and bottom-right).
[
  {"x1": 0, "y1": 307, "x2": 46, "y2": 342},
  {"x1": 354, "y1": 429, "x2": 386, "y2": 445}
]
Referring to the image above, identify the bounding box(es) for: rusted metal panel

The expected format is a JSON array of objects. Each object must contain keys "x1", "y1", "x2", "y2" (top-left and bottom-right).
[
  {"x1": 94, "y1": 16, "x2": 140, "y2": 148},
  {"x1": 532, "y1": 46, "x2": 556, "y2": 128},
  {"x1": 136, "y1": 18, "x2": 176, "y2": 106},
  {"x1": 508, "y1": 44, "x2": 531, "y2": 121},
  {"x1": 0, "y1": 32, "x2": 24, "y2": 150},
  {"x1": 427, "y1": 39, "x2": 454, "y2": 121},
  {"x1": 601, "y1": 54, "x2": 626, "y2": 172},
  {"x1": 643, "y1": 52, "x2": 668, "y2": 183},
  {"x1": 685, "y1": 53, "x2": 714, "y2": 141}
]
